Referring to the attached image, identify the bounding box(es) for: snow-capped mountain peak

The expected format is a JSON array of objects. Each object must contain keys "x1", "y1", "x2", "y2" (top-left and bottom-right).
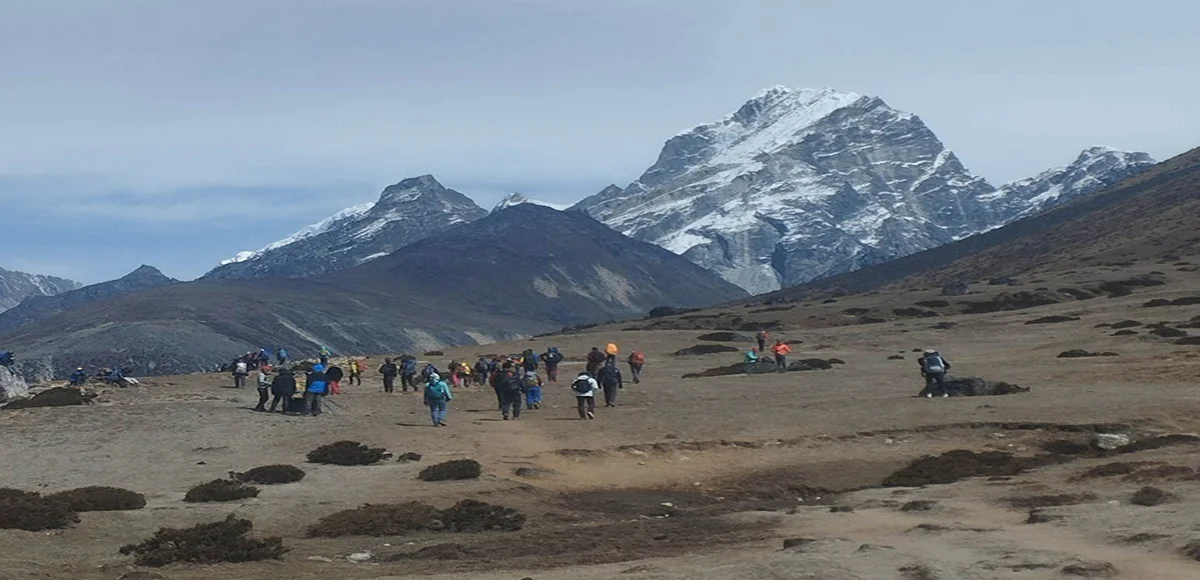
[
  {"x1": 987, "y1": 147, "x2": 1156, "y2": 219},
  {"x1": 574, "y1": 85, "x2": 1155, "y2": 295},
  {"x1": 205, "y1": 175, "x2": 487, "y2": 279},
  {"x1": 491, "y1": 193, "x2": 570, "y2": 213}
]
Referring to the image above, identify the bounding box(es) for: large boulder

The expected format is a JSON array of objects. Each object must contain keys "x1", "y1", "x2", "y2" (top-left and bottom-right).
[
  {"x1": 0, "y1": 367, "x2": 28, "y2": 401},
  {"x1": 942, "y1": 376, "x2": 1029, "y2": 397}
]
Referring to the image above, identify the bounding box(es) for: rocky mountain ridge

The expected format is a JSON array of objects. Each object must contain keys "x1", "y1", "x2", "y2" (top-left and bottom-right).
[
  {"x1": 0, "y1": 267, "x2": 79, "y2": 314},
  {"x1": 0, "y1": 265, "x2": 177, "y2": 333},
  {"x1": 572, "y1": 86, "x2": 1154, "y2": 293}
]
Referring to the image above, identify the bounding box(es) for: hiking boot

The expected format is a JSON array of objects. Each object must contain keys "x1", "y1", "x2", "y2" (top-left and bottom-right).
[
  {"x1": 586, "y1": 411, "x2": 595, "y2": 420},
  {"x1": 502, "y1": 414, "x2": 509, "y2": 421},
  {"x1": 439, "y1": 422, "x2": 447, "y2": 427},
  {"x1": 941, "y1": 393, "x2": 949, "y2": 398},
  {"x1": 925, "y1": 393, "x2": 933, "y2": 398}
]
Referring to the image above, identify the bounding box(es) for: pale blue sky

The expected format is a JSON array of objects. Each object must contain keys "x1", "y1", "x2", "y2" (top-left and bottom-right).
[{"x1": 2, "y1": 0, "x2": 1197, "y2": 283}]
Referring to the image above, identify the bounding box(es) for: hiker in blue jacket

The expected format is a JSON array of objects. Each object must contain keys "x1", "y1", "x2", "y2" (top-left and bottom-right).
[
  {"x1": 276, "y1": 347, "x2": 288, "y2": 366},
  {"x1": 305, "y1": 364, "x2": 330, "y2": 416},
  {"x1": 400, "y1": 357, "x2": 418, "y2": 391},
  {"x1": 424, "y1": 373, "x2": 453, "y2": 427},
  {"x1": 69, "y1": 367, "x2": 88, "y2": 386}
]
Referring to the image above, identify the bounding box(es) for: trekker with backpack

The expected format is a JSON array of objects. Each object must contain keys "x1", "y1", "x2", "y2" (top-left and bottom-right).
[
  {"x1": 744, "y1": 348, "x2": 759, "y2": 374},
  {"x1": 253, "y1": 368, "x2": 272, "y2": 411},
  {"x1": 918, "y1": 348, "x2": 952, "y2": 398},
  {"x1": 521, "y1": 349, "x2": 539, "y2": 373},
  {"x1": 420, "y1": 362, "x2": 438, "y2": 383},
  {"x1": 756, "y1": 330, "x2": 769, "y2": 353},
  {"x1": 424, "y1": 373, "x2": 453, "y2": 427},
  {"x1": 596, "y1": 364, "x2": 624, "y2": 407},
  {"x1": 474, "y1": 358, "x2": 489, "y2": 386},
  {"x1": 0, "y1": 351, "x2": 14, "y2": 371},
  {"x1": 522, "y1": 370, "x2": 543, "y2": 410},
  {"x1": 627, "y1": 351, "x2": 645, "y2": 384},
  {"x1": 772, "y1": 341, "x2": 791, "y2": 369},
  {"x1": 347, "y1": 359, "x2": 363, "y2": 386},
  {"x1": 276, "y1": 347, "x2": 288, "y2": 366},
  {"x1": 232, "y1": 359, "x2": 249, "y2": 388},
  {"x1": 325, "y1": 363, "x2": 344, "y2": 395},
  {"x1": 401, "y1": 357, "x2": 418, "y2": 391},
  {"x1": 542, "y1": 347, "x2": 563, "y2": 382},
  {"x1": 69, "y1": 367, "x2": 88, "y2": 386},
  {"x1": 379, "y1": 358, "x2": 399, "y2": 393},
  {"x1": 304, "y1": 364, "x2": 330, "y2": 416},
  {"x1": 268, "y1": 368, "x2": 297, "y2": 413},
  {"x1": 605, "y1": 343, "x2": 619, "y2": 367},
  {"x1": 318, "y1": 346, "x2": 331, "y2": 366},
  {"x1": 570, "y1": 372, "x2": 600, "y2": 419},
  {"x1": 586, "y1": 347, "x2": 607, "y2": 375},
  {"x1": 491, "y1": 363, "x2": 524, "y2": 420}
]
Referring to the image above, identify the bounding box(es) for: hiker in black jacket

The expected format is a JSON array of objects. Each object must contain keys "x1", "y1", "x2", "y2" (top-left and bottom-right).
[
  {"x1": 379, "y1": 358, "x2": 399, "y2": 394},
  {"x1": 596, "y1": 364, "x2": 624, "y2": 408},
  {"x1": 268, "y1": 368, "x2": 297, "y2": 413}
]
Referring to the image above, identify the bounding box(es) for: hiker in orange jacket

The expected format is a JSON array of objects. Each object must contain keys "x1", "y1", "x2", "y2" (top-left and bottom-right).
[{"x1": 771, "y1": 341, "x2": 791, "y2": 369}]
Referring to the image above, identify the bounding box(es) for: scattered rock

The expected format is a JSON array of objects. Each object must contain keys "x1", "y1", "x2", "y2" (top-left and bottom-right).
[
  {"x1": 828, "y1": 506, "x2": 854, "y2": 513},
  {"x1": 1025, "y1": 509, "x2": 1061, "y2": 524},
  {"x1": 887, "y1": 355, "x2": 905, "y2": 360},
  {"x1": 782, "y1": 537, "x2": 818, "y2": 550},
  {"x1": 1026, "y1": 315, "x2": 1081, "y2": 325},
  {"x1": 1112, "y1": 330, "x2": 1139, "y2": 336},
  {"x1": 347, "y1": 552, "x2": 372, "y2": 563},
  {"x1": 1061, "y1": 561, "x2": 1118, "y2": 578},
  {"x1": 899, "y1": 565, "x2": 938, "y2": 580},
  {"x1": 514, "y1": 467, "x2": 556, "y2": 478},
  {"x1": 899, "y1": 500, "x2": 936, "y2": 512},
  {"x1": 184, "y1": 480, "x2": 260, "y2": 503},
  {"x1": 307, "y1": 441, "x2": 389, "y2": 466},
  {"x1": 673, "y1": 344, "x2": 740, "y2": 356},
  {"x1": 231, "y1": 465, "x2": 305, "y2": 485},
  {"x1": 1130, "y1": 486, "x2": 1170, "y2": 506},
  {"x1": 2, "y1": 386, "x2": 97, "y2": 410},
  {"x1": 1094, "y1": 433, "x2": 1131, "y2": 451},
  {"x1": 941, "y1": 282, "x2": 970, "y2": 296},
  {"x1": 396, "y1": 452, "x2": 423, "y2": 462},
  {"x1": 119, "y1": 514, "x2": 286, "y2": 567},
  {"x1": 418, "y1": 459, "x2": 483, "y2": 481}
]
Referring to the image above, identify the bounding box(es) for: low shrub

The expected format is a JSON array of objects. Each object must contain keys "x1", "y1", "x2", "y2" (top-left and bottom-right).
[
  {"x1": 307, "y1": 441, "x2": 389, "y2": 466},
  {"x1": 120, "y1": 514, "x2": 286, "y2": 567},
  {"x1": 48, "y1": 486, "x2": 146, "y2": 511},
  {"x1": 184, "y1": 480, "x2": 260, "y2": 503},
  {"x1": 418, "y1": 459, "x2": 483, "y2": 482},
  {"x1": 231, "y1": 465, "x2": 305, "y2": 485},
  {"x1": 0, "y1": 489, "x2": 79, "y2": 531},
  {"x1": 307, "y1": 499, "x2": 524, "y2": 538}
]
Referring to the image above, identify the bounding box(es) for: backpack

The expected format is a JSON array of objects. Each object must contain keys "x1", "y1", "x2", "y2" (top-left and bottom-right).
[
  {"x1": 235, "y1": 362, "x2": 248, "y2": 375},
  {"x1": 571, "y1": 376, "x2": 593, "y2": 394},
  {"x1": 522, "y1": 349, "x2": 537, "y2": 365},
  {"x1": 597, "y1": 366, "x2": 620, "y2": 387},
  {"x1": 402, "y1": 359, "x2": 416, "y2": 373},
  {"x1": 630, "y1": 351, "x2": 645, "y2": 365},
  {"x1": 426, "y1": 379, "x2": 450, "y2": 400},
  {"x1": 0, "y1": 351, "x2": 13, "y2": 367},
  {"x1": 924, "y1": 353, "x2": 945, "y2": 374}
]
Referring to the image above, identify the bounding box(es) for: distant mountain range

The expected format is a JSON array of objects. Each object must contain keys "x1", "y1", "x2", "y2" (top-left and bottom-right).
[
  {"x1": 0, "y1": 205, "x2": 745, "y2": 378},
  {"x1": 0, "y1": 265, "x2": 177, "y2": 333},
  {"x1": 0, "y1": 267, "x2": 79, "y2": 314}
]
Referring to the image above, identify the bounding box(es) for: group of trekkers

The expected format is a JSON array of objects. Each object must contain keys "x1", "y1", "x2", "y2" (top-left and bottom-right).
[{"x1": 744, "y1": 330, "x2": 793, "y2": 371}]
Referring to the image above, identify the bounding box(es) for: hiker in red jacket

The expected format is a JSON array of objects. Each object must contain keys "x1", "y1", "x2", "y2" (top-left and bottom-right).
[{"x1": 627, "y1": 351, "x2": 645, "y2": 384}]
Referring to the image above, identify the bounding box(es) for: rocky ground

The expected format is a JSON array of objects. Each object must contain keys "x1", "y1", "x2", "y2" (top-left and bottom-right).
[{"x1": 1, "y1": 264, "x2": 1199, "y2": 580}]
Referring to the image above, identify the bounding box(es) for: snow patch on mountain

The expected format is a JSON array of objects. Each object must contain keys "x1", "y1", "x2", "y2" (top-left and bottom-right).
[
  {"x1": 491, "y1": 193, "x2": 570, "y2": 213},
  {"x1": 221, "y1": 201, "x2": 374, "y2": 265}
]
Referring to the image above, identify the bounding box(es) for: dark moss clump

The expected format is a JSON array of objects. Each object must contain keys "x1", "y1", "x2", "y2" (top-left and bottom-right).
[
  {"x1": 184, "y1": 480, "x2": 260, "y2": 503},
  {"x1": 0, "y1": 488, "x2": 79, "y2": 531},
  {"x1": 1130, "y1": 486, "x2": 1170, "y2": 506},
  {"x1": 48, "y1": 486, "x2": 146, "y2": 511},
  {"x1": 418, "y1": 459, "x2": 483, "y2": 482},
  {"x1": 307, "y1": 440, "x2": 390, "y2": 466},
  {"x1": 231, "y1": 465, "x2": 306, "y2": 485},
  {"x1": 119, "y1": 514, "x2": 286, "y2": 567},
  {"x1": 438, "y1": 500, "x2": 526, "y2": 532}
]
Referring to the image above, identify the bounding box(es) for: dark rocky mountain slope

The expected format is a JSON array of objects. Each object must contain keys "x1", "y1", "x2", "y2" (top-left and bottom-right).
[
  {"x1": 0, "y1": 265, "x2": 177, "y2": 333},
  {"x1": 1, "y1": 205, "x2": 745, "y2": 379},
  {"x1": 0, "y1": 267, "x2": 79, "y2": 313}
]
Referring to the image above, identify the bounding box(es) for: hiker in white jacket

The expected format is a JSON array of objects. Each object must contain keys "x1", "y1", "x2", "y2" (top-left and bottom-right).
[{"x1": 569, "y1": 372, "x2": 600, "y2": 420}]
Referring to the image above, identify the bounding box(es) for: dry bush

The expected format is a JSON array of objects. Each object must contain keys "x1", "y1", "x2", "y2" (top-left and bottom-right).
[
  {"x1": 0, "y1": 489, "x2": 79, "y2": 531},
  {"x1": 48, "y1": 486, "x2": 146, "y2": 511},
  {"x1": 231, "y1": 465, "x2": 305, "y2": 485},
  {"x1": 307, "y1": 499, "x2": 524, "y2": 538},
  {"x1": 184, "y1": 480, "x2": 260, "y2": 503},
  {"x1": 418, "y1": 459, "x2": 482, "y2": 481},
  {"x1": 119, "y1": 514, "x2": 286, "y2": 567},
  {"x1": 307, "y1": 441, "x2": 389, "y2": 466}
]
